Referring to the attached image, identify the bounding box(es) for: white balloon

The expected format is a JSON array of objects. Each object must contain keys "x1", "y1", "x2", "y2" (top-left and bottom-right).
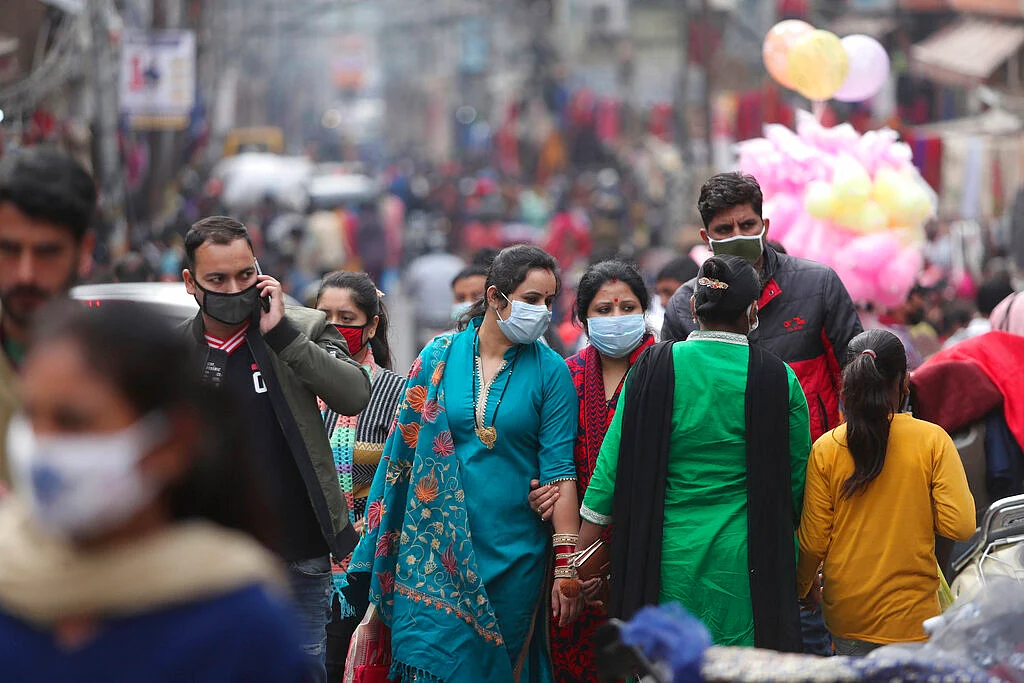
[{"x1": 834, "y1": 35, "x2": 891, "y2": 103}]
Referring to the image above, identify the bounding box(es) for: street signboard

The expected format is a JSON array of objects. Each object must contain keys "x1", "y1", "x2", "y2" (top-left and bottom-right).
[
  {"x1": 119, "y1": 30, "x2": 196, "y2": 130},
  {"x1": 331, "y1": 34, "x2": 373, "y2": 91}
]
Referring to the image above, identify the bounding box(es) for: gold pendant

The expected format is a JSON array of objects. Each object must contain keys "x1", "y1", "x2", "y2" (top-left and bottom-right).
[{"x1": 476, "y1": 426, "x2": 498, "y2": 449}]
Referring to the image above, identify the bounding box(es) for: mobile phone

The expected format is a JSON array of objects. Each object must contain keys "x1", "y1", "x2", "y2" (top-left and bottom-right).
[{"x1": 254, "y1": 259, "x2": 271, "y2": 313}]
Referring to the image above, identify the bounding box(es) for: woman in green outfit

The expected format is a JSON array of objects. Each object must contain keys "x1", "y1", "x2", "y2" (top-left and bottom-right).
[{"x1": 577, "y1": 254, "x2": 811, "y2": 651}]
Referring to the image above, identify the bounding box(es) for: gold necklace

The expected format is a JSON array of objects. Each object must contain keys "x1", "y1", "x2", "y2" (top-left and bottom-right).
[{"x1": 473, "y1": 332, "x2": 520, "y2": 449}]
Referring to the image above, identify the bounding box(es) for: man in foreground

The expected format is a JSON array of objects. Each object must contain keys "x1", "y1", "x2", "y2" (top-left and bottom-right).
[{"x1": 181, "y1": 216, "x2": 370, "y2": 681}]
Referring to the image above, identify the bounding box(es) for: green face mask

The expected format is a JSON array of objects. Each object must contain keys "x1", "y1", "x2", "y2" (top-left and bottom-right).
[{"x1": 708, "y1": 228, "x2": 765, "y2": 264}]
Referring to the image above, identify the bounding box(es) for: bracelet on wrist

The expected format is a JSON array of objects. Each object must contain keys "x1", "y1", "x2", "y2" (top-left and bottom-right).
[
  {"x1": 555, "y1": 556, "x2": 573, "y2": 569},
  {"x1": 552, "y1": 533, "x2": 578, "y2": 547},
  {"x1": 554, "y1": 566, "x2": 575, "y2": 580}
]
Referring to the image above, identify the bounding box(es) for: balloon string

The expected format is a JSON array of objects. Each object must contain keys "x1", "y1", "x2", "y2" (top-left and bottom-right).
[{"x1": 812, "y1": 100, "x2": 826, "y2": 123}]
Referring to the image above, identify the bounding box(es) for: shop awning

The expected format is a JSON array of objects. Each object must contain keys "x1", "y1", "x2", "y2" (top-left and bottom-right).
[
  {"x1": 912, "y1": 108, "x2": 1023, "y2": 136},
  {"x1": 911, "y1": 18, "x2": 1024, "y2": 87},
  {"x1": 828, "y1": 14, "x2": 899, "y2": 39}
]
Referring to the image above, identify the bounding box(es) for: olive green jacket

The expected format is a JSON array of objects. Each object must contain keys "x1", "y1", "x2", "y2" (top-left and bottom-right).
[
  {"x1": 0, "y1": 336, "x2": 17, "y2": 487},
  {"x1": 183, "y1": 306, "x2": 371, "y2": 559}
]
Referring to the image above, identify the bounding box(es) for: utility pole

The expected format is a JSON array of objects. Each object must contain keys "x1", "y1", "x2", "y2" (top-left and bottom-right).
[
  {"x1": 89, "y1": 0, "x2": 122, "y2": 221},
  {"x1": 145, "y1": 0, "x2": 182, "y2": 226},
  {"x1": 700, "y1": 0, "x2": 712, "y2": 170},
  {"x1": 675, "y1": 0, "x2": 694, "y2": 232}
]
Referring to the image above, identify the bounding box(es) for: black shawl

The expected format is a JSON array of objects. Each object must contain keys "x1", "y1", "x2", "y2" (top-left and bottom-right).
[
  {"x1": 608, "y1": 341, "x2": 675, "y2": 620},
  {"x1": 608, "y1": 340, "x2": 802, "y2": 652},
  {"x1": 744, "y1": 344, "x2": 802, "y2": 652}
]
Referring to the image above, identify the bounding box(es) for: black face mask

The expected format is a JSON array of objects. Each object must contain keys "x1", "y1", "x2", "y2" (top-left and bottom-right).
[{"x1": 194, "y1": 281, "x2": 260, "y2": 325}]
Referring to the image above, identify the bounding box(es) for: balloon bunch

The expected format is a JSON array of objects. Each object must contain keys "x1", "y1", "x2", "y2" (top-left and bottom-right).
[
  {"x1": 736, "y1": 111, "x2": 935, "y2": 309},
  {"x1": 763, "y1": 20, "x2": 890, "y2": 104}
]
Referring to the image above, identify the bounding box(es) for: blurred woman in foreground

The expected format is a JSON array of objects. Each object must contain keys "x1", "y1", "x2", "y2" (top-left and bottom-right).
[{"x1": 0, "y1": 302, "x2": 308, "y2": 682}]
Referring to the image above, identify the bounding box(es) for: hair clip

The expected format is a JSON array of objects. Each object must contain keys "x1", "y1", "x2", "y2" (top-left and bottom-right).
[
  {"x1": 697, "y1": 277, "x2": 729, "y2": 290},
  {"x1": 376, "y1": 289, "x2": 385, "y2": 299},
  {"x1": 860, "y1": 349, "x2": 877, "y2": 359}
]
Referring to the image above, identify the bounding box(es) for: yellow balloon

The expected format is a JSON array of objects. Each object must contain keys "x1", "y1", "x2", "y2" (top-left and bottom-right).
[
  {"x1": 832, "y1": 156, "x2": 872, "y2": 205},
  {"x1": 804, "y1": 181, "x2": 836, "y2": 219},
  {"x1": 833, "y1": 201, "x2": 863, "y2": 230},
  {"x1": 890, "y1": 182, "x2": 934, "y2": 227},
  {"x1": 859, "y1": 201, "x2": 889, "y2": 234},
  {"x1": 872, "y1": 167, "x2": 904, "y2": 215},
  {"x1": 787, "y1": 30, "x2": 849, "y2": 101}
]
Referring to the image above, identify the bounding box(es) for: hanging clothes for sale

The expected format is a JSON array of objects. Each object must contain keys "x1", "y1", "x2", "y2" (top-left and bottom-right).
[
  {"x1": 648, "y1": 103, "x2": 674, "y2": 141},
  {"x1": 904, "y1": 131, "x2": 943, "y2": 193},
  {"x1": 940, "y1": 135, "x2": 968, "y2": 218},
  {"x1": 958, "y1": 136, "x2": 994, "y2": 220},
  {"x1": 596, "y1": 98, "x2": 621, "y2": 144}
]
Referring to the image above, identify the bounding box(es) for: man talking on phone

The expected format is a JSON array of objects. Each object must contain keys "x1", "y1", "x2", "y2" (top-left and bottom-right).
[{"x1": 181, "y1": 216, "x2": 370, "y2": 682}]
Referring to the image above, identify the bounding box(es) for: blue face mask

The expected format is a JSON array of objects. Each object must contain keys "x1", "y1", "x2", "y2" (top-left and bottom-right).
[
  {"x1": 587, "y1": 314, "x2": 646, "y2": 359},
  {"x1": 451, "y1": 301, "x2": 474, "y2": 322},
  {"x1": 495, "y1": 293, "x2": 552, "y2": 345}
]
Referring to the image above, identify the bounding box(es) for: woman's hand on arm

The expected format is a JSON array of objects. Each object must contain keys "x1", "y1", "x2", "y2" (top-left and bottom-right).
[
  {"x1": 576, "y1": 520, "x2": 608, "y2": 609},
  {"x1": 550, "y1": 480, "x2": 583, "y2": 627},
  {"x1": 528, "y1": 480, "x2": 560, "y2": 522}
]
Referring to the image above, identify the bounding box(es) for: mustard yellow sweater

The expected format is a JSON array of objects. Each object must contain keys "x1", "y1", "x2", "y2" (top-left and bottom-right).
[{"x1": 797, "y1": 414, "x2": 975, "y2": 644}]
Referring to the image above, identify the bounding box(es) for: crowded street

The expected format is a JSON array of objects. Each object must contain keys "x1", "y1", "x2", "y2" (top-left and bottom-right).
[{"x1": 2, "y1": 1, "x2": 1024, "y2": 682}]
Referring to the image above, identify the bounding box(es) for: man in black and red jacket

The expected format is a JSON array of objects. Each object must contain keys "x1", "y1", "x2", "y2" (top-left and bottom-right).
[
  {"x1": 663, "y1": 172, "x2": 862, "y2": 656},
  {"x1": 663, "y1": 172, "x2": 862, "y2": 444}
]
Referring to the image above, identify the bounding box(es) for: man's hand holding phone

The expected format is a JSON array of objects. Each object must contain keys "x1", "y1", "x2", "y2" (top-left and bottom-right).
[{"x1": 255, "y1": 260, "x2": 285, "y2": 334}]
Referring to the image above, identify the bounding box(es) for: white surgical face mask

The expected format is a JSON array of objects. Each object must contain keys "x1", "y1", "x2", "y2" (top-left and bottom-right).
[
  {"x1": 451, "y1": 301, "x2": 474, "y2": 322},
  {"x1": 495, "y1": 292, "x2": 552, "y2": 345},
  {"x1": 6, "y1": 412, "x2": 169, "y2": 540}
]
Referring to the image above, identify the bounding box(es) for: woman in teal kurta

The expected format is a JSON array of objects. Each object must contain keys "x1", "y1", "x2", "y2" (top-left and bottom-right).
[
  {"x1": 343, "y1": 246, "x2": 583, "y2": 682},
  {"x1": 579, "y1": 255, "x2": 811, "y2": 647}
]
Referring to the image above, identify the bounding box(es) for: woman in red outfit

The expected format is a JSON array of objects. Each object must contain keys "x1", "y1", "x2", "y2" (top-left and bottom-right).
[{"x1": 530, "y1": 260, "x2": 655, "y2": 682}]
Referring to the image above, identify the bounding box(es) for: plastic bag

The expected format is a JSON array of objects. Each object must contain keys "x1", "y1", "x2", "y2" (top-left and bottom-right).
[
  {"x1": 344, "y1": 605, "x2": 392, "y2": 683},
  {"x1": 870, "y1": 576, "x2": 1024, "y2": 681}
]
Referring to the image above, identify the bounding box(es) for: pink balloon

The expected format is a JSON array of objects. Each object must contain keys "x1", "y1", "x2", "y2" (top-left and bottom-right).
[
  {"x1": 842, "y1": 233, "x2": 901, "y2": 279},
  {"x1": 780, "y1": 214, "x2": 815, "y2": 255},
  {"x1": 798, "y1": 220, "x2": 853, "y2": 269},
  {"x1": 834, "y1": 35, "x2": 890, "y2": 103},
  {"x1": 854, "y1": 129, "x2": 899, "y2": 175},
  {"x1": 833, "y1": 262, "x2": 874, "y2": 303},
  {"x1": 875, "y1": 247, "x2": 922, "y2": 309},
  {"x1": 762, "y1": 193, "x2": 802, "y2": 243}
]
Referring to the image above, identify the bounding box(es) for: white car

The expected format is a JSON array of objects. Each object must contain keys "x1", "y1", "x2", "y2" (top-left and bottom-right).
[{"x1": 70, "y1": 282, "x2": 301, "y2": 325}]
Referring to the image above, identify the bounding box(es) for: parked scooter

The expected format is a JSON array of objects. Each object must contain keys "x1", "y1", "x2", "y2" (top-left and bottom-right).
[{"x1": 949, "y1": 494, "x2": 1024, "y2": 600}]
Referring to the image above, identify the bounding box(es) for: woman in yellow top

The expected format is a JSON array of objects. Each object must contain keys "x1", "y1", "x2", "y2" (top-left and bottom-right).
[{"x1": 797, "y1": 328, "x2": 975, "y2": 656}]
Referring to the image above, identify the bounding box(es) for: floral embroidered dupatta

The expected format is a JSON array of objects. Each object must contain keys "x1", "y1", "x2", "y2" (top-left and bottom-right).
[{"x1": 343, "y1": 333, "x2": 505, "y2": 682}]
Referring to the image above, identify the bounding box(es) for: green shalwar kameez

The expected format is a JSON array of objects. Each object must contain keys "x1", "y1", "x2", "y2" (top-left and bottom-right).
[{"x1": 580, "y1": 331, "x2": 811, "y2": 646}]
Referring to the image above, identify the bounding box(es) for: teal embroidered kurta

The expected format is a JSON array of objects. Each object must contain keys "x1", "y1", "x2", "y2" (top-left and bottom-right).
[
  {"x1": 442, "y1": 321, "x2": 578, "y2": 681},
  {"x1": 346, "y1": 320, "x2": 577, "y2": 682}
]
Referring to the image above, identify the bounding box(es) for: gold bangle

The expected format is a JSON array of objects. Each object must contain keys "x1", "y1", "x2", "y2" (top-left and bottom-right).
[
  {"x1": 554, "y1": 566, "x2": 575, "y2": 579},
  {"x1": 552, "y1": 533, "x2": 578, "y2": 546}
]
